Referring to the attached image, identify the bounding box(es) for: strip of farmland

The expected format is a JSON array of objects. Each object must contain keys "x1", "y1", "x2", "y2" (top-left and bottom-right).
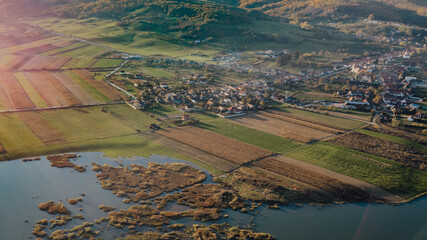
[
  {"x1": 144, "y1": 132, "x2": 239, "y2": 172},
  {"x1": 10, "y1": 56, "x2": 32, "y2": 71},
  {"x1": 266, "y1": 109, "x2": 348, "y2": 131},
  {"x1": 18, "y1": 56, "x2": 71, "y2": 71},
  {"x1": 231, "y1": 112, "x2": 332, "y2": 143},
  {"x1": 23, "y1": 71, "x2": 81, "y2": 106},
  {"x1": 17, "y1": 112, "x2": 66, "y2": 145},
  {"x1": 0, "y1": 71, "x2": 35, "y2": 109},
  {"x1": 252, "y1": 157, "x2": 373, "y2": 202},
  {"x1": 47, "y1": 43, "x2": 89, "y2": 56},
  {"x1": 72, "y1": 69, "x2": 123, "y2": 101},
  {"x1": 50, "y1": 71, "x2": 98, "y2": 105},
  {"x1": 327, "y1": 132, "x2": 427, "y2": 171},
  {"x1": 14, "y1": 42, "x2": 72, "y2": 56},
  {"x1": 156, "y1": 126, "x2": 274, "y2": 165}
]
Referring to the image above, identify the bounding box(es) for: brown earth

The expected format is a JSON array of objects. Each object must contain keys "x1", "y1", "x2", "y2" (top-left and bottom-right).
[
  {"x1": 23, "y1": 71, "x2": 81, "y2": 106},
  {"x1": 327, "y1": 132, "x2": 427, "y2": 171},
  {"x1": 156, "y1": 126, "x2": 274, "y2": 165},
  {"x1": 0, "y1": 71, "x2": 35, "y2": 109}
]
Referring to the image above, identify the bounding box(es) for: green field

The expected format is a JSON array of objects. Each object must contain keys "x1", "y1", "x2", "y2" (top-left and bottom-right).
[
  {"x1": 62, "y1": 58, "x2": 97, "y2": 69},
  {"x1": 0, "y1": 105, "x2": 218, "y2": 173},
  {"x1": 193, "y1": 112, "x2": 301, "y2": 153},
  {"x1": 41, "y1": 42, "x2": 87, "y2": 56},
  {"x1": 91, "y1": 59, "x2": 123, "y2": 68},
  {"x1": 24, "y1": 18, "x2": 220, "y2": 60},
  {"x1": 0, "y1": 114, "x2": 44, "y2": 151},
  {"x1": 59, "y1": 44, "x2": 107, "y2": 58},
  {"x1": 147, "y1": 104, "x2": 181, "y2": 118},
  {"x1": 357, "y1": 129, "x2": 427, "y2": 152},
  {"x1": 285, "y1": 142, "x2": 427, "y2": 198},
  {"x1": 38, "y1": 107, "x2": 136, "y2": 142},
  {"x1": 103, "y1": 104, "x2": 160, "y2": 131},
  {"x1": 277, "y1": 106, "x2": 366, "y2": 129},
  {"x1": 64, "y1": 70, "x2": 111, "y2": 102}
]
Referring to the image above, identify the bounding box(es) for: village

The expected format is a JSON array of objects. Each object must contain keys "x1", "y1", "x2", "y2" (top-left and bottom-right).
[{"x1": 106, "y1": 44, "x2": 426, "y2": 136}]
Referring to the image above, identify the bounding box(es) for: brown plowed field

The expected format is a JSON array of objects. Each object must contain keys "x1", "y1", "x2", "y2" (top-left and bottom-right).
[
  {"x1": 23, "y1": 71, "x2": 81, "y2": 106},
  {"x1": 253, "y1": 157, "x2": 373, "y2": 202},
  {"x1": 327, "y1": 132, "x2": 427, "y2": 171},
  {"x1": 73, "y1": 69, "x2": 122, "y2": 100},
  {"x1": 231, "y1": 113, "x2": 332, "y2": 143},
  {"x1": 50, "y1": 71, "x2": 98, "y2": 105},
  {"x1": 144, "y1": 132, "x2": 239, "y2": 172},
  {"x1": 18, "y1": 56, "x2": 71, "y2": 71},
  {"x1": 0, "y1": 71, "x2": 35, "y2": 109},
  {"x1": 18, "y1": 112, "x2": 66, "y2": 145},
  {"x1": 156, "y1": 126, "x2": 273, "y2": 165}
]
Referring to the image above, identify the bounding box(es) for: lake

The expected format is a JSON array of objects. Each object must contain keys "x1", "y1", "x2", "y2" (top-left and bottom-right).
[{"x1": 0, "y1": 152, "x2": 425, "y2": 240}]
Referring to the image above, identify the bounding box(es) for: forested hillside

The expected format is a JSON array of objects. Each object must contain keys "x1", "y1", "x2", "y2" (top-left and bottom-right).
[{"x1": 238, "y1": 0, "x2": 427, "y2": 27}]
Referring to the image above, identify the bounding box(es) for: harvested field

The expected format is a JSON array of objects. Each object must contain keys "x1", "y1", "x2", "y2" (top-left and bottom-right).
[
  {"x1": 231, "y1": 112, "x2": 332, "y2": 143},
  {"x1": 23, "y1": 71, "x2": 81, "y2": 106},
  {"x1": 50, "y1": 71, "x2": 98, "y2": 105},
  {"x1": 156, "y1": 126, "x2": 274, "y2": 165},
  {"x1": 253, "y1": 157, "x2": 373, "y2": 202},
  {"x1": 266, "y1": 109, "x2": 347, "y2": 132},
  {"x1": 18, "y1": 112, "x2": 66, "y2": 145},
  {"x1": 0, "y1": 71, "x2": 35, "y2": 109},
  {"x1": 327, "y1": 132, "x2": 427, "y2": 171},
  {"x1": 18, "y1": 56, "x2": 71, "y2": 71},
  {"x1": 72, "y1": 69, "x2": 122, "y2": 100},
  {"x1": 144, "y1": 132, "x2": 239, "y2": 172}
]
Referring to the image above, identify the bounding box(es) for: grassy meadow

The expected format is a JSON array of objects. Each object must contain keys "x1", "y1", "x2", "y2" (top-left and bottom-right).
[{"x1": 285, "y1": 142, "x2": 427, "y2": 198}]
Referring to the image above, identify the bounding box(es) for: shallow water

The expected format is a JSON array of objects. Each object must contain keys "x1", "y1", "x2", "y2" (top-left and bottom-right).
[{"x1": 0, "y1": 152, "x2": 426, "y2": 240}]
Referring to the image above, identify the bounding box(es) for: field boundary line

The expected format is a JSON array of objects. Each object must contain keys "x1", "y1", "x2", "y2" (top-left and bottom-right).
[{"x1": 0, "y1": 101, "x2": 124, "y2": 114}]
